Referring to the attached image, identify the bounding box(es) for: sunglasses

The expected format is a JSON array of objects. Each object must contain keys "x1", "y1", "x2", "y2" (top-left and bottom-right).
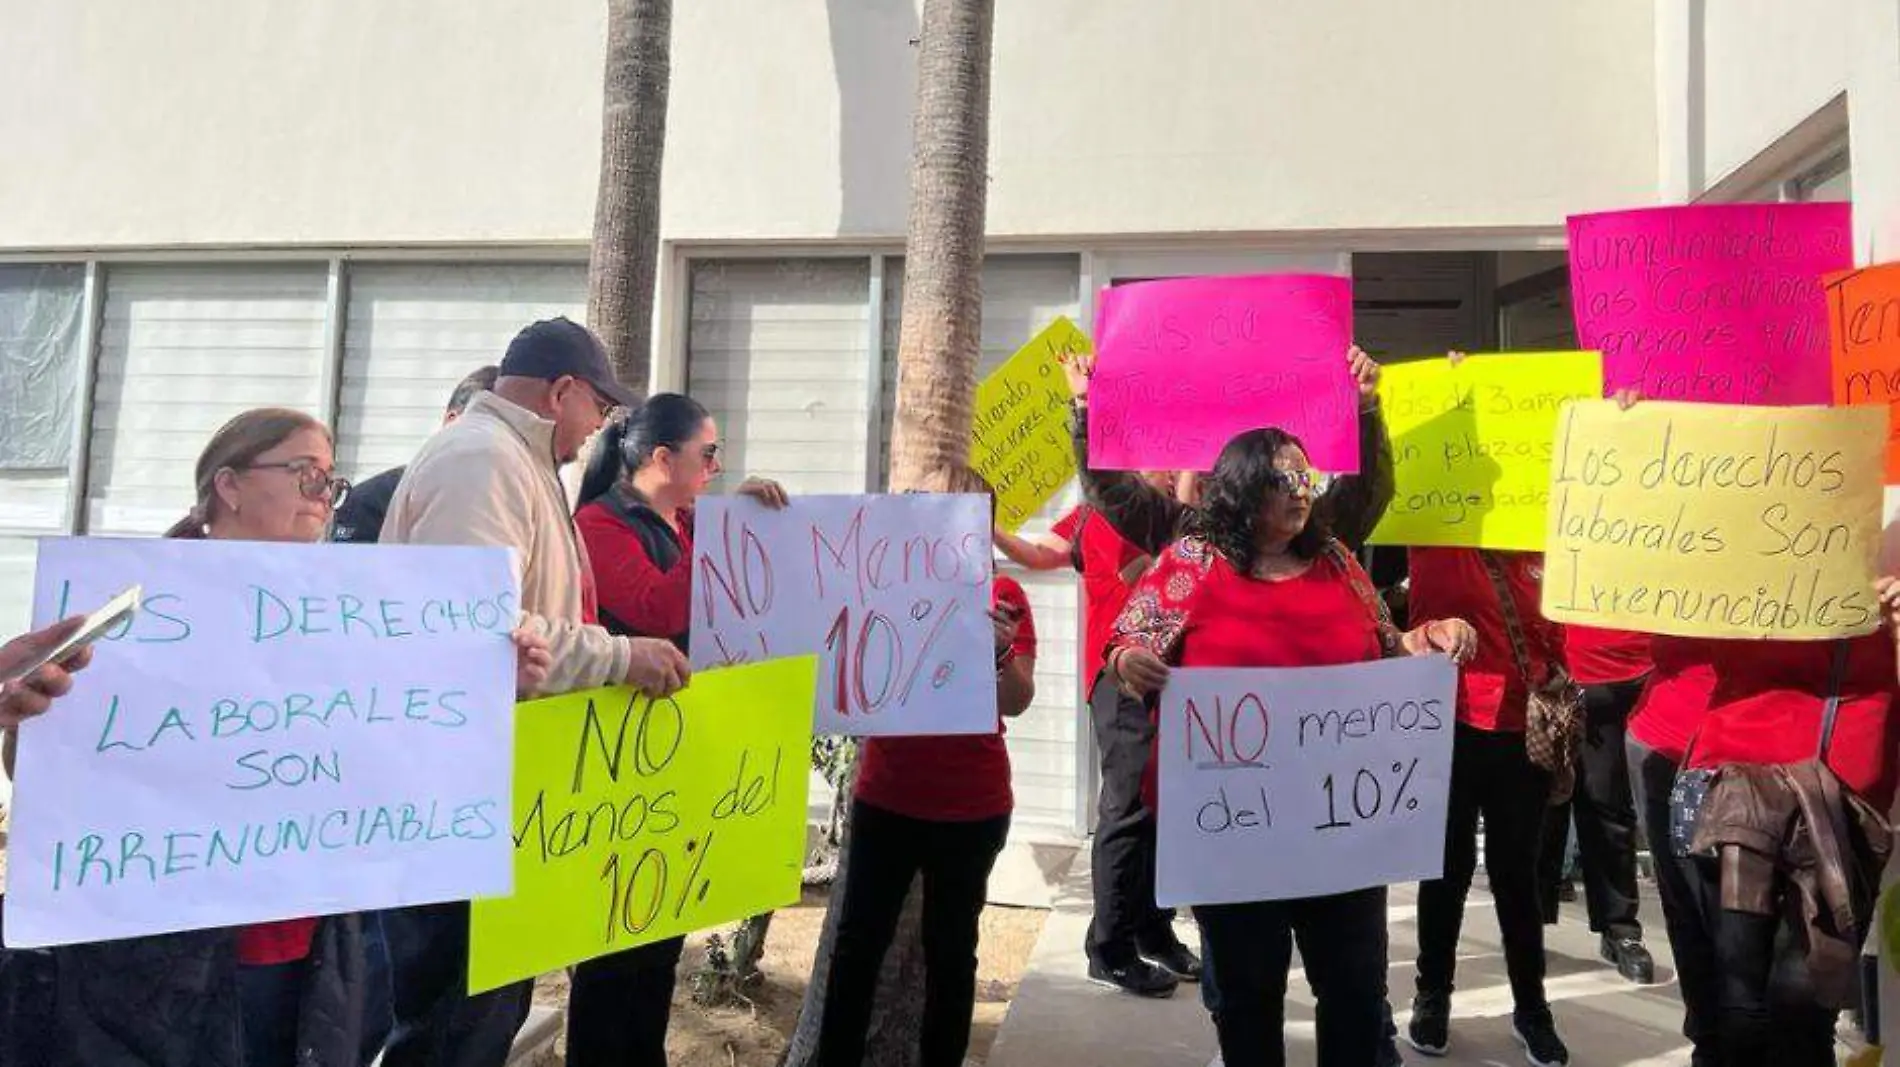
[
  {"x1": 700, "y1": 442, "x2": 722, "y2": 463},
  {"x1": 1271, "y1": 469, "x2": 1333, "y2": 497},
  {"x1": 244, "y1": 461, "x2": 351, "y2": 508}
]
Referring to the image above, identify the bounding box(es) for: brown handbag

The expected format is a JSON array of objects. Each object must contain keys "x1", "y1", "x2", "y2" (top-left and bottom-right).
[{"x1": 1479, "y1": 553, "x2": 1584, "y2": 804}]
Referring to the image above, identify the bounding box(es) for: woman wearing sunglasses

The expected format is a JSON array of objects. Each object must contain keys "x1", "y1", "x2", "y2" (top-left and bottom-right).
[
  {"x1": 2, "y1": 408, "x2": 551, "y2": 1067},
  {"x1": 568, "y1": 393, "x2": 785, "y2": 1067},
  {"x1": 1104, "y1": 426, "x2": 1475, "y2": 1067}
]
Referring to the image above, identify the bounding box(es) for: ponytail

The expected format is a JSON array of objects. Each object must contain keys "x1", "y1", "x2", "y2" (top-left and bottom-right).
[
  {"x1": 577, "y1": 412, "x2": 632, "y2": 510},
  {"x1": 165, "y1": 505, "x2": 211, "y2": 540}
]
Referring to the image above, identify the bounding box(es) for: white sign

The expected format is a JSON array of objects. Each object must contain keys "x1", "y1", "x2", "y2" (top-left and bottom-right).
[
  {"x1": 690, "y1": 494, "x2": 996, "y2": 736},
  {"x1": 6, "y1": 538, "x2": 520, "y2": 947},
  {"x1": 1155, "y1": 656, "x2": 1457, "y2": 907}
]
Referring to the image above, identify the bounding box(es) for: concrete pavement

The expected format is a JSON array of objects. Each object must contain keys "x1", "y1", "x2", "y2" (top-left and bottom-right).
[{"x1": 988, "y1": 850, "x2": 1723, "y2": 1067}]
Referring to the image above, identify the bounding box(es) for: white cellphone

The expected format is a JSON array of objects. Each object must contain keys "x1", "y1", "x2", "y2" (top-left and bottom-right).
[{"x1": 0, "y1": 584, "x2": 142, "y2": 685}]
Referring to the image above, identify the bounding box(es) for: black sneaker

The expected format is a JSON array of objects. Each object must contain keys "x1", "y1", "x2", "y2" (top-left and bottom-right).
[
  {"x1": 1404, "y1": 992, "x2": 1450, "y2": 1057},
  {"x1": 1140, "y1": 940, "x2": 1203, "y2": 983},
  {"x1": 1600, "y1": 934, "x2": 1657, "y2": 984},
  {"x1": 1087, "y1": 956, "x2": 1179, "y2": 998},
  {"x1": 1512, "y1": 1009, "x2": 1570, "y2": 1067}
]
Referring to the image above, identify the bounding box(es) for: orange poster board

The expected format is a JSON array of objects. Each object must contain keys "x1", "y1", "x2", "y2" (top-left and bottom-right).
[{"x1": 1827, "y1": 263, "x2": 1900, "y2": 482}]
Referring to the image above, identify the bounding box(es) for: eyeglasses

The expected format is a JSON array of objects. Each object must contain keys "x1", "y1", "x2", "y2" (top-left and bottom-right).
[
  {"x1": 244, "y1": 462, "x2": 351, "y2": 508},
  {"x1": 583, "y1": 384, "x2": 619, "y2": 420},
  {"x1": 1271, "y1": 469, "x2": 1333, "y2": 498},
  {"x1": 701, "y1": 442, "x2": 722, "y2": 463}
]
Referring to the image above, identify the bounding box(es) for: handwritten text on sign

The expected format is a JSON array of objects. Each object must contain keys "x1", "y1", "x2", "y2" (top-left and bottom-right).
[
  {"x1": 1567, "y1": 203, "x2": 1852, "y2": 406},
  {"x1": 1369, "y1": 352, "x2": 1602, "y2": 552},
  {"x1": 467, "y1": 658, "x2": 816, "y2": 992},
  {"x1": 1155, "y1": 657, "x2": 1456, "y2": 907},
  {"x1": 1541, "y1": 400, "x2": 1884, "y2": 640},
  {"x1": 1088, "y1": 274, "x2": 1359, "y2": 473},
  {"x1": 690, "y1": 494, "x2": 996, "y2": 737},
  {"x1": 972, "y1": 317, "x2": 1088, "y2": 532},
  {"x1": 7, "y1": 538, "x2": 518, "y2": 948},
  {"x1": 1827, "y1": 263, "x2": 1900, "y2": 483}
]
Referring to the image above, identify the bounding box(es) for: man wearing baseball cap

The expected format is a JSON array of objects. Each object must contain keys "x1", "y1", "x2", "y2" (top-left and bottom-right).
[{"x1": 376, "y1": 317, "x2": 683, "y2": 1067}]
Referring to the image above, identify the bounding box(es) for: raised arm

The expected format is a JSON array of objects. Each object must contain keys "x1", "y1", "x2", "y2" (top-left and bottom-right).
[
  {"x1": 1068, "y1": 399, "x2": 1190, "y2": 557},
  {"x1": 1317, "y1": 346, "x2": 1395, "y2": 552}
]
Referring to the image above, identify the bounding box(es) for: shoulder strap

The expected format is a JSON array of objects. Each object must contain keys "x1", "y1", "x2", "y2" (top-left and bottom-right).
[
  {"x1": 1479, "y1": 552, "x2": 1535, "y2": 684},
  {"x1": 1326, "y1": 539, "x2": 1402, "y2": 657},
  {"x1": 1816, "y1": 639, "x2": 1853, "y2": 761}
]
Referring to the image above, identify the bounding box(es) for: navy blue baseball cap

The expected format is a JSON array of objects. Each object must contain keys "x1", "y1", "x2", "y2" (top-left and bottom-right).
[{"x1": 498, "y1": 317, "x2": 640, "y2": 409}]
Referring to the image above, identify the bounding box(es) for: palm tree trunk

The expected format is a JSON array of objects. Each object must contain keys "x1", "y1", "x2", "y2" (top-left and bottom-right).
[
  {"x1": 784, "y1": 2, "x2": 995, "y2": 1063},
  {"x1": 588, "y1": 0, "x2": 673, "y2": 393},
  {"x1": 887, "y1": 0, "x2": 994, "y2": 492}
]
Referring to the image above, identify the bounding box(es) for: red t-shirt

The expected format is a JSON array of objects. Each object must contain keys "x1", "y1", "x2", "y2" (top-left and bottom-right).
[
  {"x1": 1407, "y1": 548, "x2": 1559, "y2": 733},
  {"x1": 1053, "y1": 507, "x2": 1147, "y2": 687},
  {"x1": 1628, "y1": 636, "x2": 1721, "y2": 762},
  {"x1": 1114, "y1": 545, "x2": 1385, "y2": 808},
  {"x1": 237, "y1": 918, "x2": 317, "y2": 966},
  {"x1": 1565, "y1": 625, "x2": 1654, "y2": 686},
  {"x1": 855, "y1": 577, "x2": 1036, "y2": 822},
  {"x1": 1682, "y1": 634, "x2": 1900, "y2": 809}
]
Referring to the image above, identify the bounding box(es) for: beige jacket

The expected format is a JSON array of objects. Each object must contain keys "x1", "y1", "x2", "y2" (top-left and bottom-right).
[{"x1": 380, "y1": 391, "x2": 631, "y2": 696}]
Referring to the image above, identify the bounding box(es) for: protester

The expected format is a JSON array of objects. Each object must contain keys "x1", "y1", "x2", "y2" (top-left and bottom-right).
[
  {"x1": 331, "y1": 365, "x2": 498, "y2": 545},
  {"x1": 1104, "y1": 425, "x2": 1474, "y2": 1067},
  {"x1": 329, "y1": 365, "x2": 498, "y2": 1063},
  {"x1": 1060, "y1": 344, "x2": 1394, "y2": 1001},
  {"x1": 993, "y1": 477, "x2": 1201, "y2": 995},
  {"x1": 1541, "y1": 624, "x2": 1655, "y2": 984},
  {"x1": 566, "y1": 393, "x2": 786, "y2": 1066},
  {"x1": 0, "y1": 407, "x2": 549, "y2": 1067},
  {"x1": 0, "y1": 616, "x2": 94, "y2": 730},
  {"x1": 1403, "y1": 547, "x2": 1570, "y2": 1065},
  {"x1": 816, "y1": 465, "x2": 1039, "y2": 1067},
  {"x1": 377, "y1": 317, "x2": 689, "y2": 1067}
]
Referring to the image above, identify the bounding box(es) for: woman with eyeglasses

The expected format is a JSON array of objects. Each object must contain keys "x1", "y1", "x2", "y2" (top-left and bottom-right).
[
  {"x1": 568, "y1": 393, "x2": 786, "y2": 1067},
  {"x1": 0, "y1": 408, "x2": 551, "y2": 1067},
  {"x1": 1103, "y1": 426, "x2": 1475, "y2": 1067}
]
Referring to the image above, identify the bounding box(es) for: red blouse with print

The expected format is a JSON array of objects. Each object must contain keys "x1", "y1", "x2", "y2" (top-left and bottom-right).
[
  {"x1": 1109, "y1": 539, "x2": 1387, "y2": 808},
  {"x1": 1407, "y1": 548, "x2": 1560, "y2": 733},
  {"x1": 855, "y1": 576, "x2": 1037, "y2": 822}
]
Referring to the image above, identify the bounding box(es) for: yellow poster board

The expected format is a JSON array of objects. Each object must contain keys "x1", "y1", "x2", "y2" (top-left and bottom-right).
[
  {"x1": 1369, "y1": 352, "x2": 1602, "y2": 551},
  {"x1": 468, "y1": 657, "x2": 817, "y2": 993},
  {"x1": 972, "y1": 318, "x2": 1089, "y2": 531},
  {"x1": 1540, "y1": 400, "x2": 1884, "y2": 640}
]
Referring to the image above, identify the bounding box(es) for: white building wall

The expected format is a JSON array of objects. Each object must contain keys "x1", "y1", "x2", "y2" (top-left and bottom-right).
[
  {"x1": 1697, "y1": 0, "x2": 1851, "y2": 190},
  {"x1": 0, "y1": 0, "x2": 1658, "y2": 252}
]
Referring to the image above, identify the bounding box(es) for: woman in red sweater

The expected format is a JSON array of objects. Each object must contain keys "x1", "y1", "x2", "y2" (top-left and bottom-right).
[
  {"x1": 1404, "y1": 547, "x2": 1570, "y2": 1066},
  {"x1": 816, "y1": 466, "x2": 1039, "y2": 1067},
  {"x1": 1633, "y1": 632, "x2": 1899, "y2": 1067},
  {"x1": 570, "y1": 394, "x2": 785, "y2": 1067},
  {"x1": 1105, "y1": 427, "x2": 1474, "y2": 1067}
]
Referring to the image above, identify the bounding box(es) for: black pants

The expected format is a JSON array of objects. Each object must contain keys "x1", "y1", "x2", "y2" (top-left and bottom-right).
[
  {"x1": 382, "y1": 901, "x2": 533, "y2": 1067},
  {"x1": 1539, "y1": 678, "x2": 1645, "y2": 939},
  {"x1": 1196, "y1": 887, "x2": 1387, "y2": 1067},
  {"x1": 1086, "y1": 675, "x2": 1180, "y2": 966},
  {"x1": 1416, "y1": 725, "x2": 1550, "y2": 1014},
  {"x1": 565, "y1": 936, "x2": 686, "y2": 1067},
  {"x1": 1628, "y1": 739, "x2": 1837, "y2": 1067},
  {"x1": 817, "y1": 800, "x2": 1009, "y2": 1067}
]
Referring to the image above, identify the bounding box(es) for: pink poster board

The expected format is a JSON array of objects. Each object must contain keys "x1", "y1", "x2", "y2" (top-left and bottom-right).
[
  {"x1": 1567, "y1": 203, "x2": 1852, "y2": 405},
  {"x1": 1087, "y1": 274, "x2": 1358, "y2": 473}
]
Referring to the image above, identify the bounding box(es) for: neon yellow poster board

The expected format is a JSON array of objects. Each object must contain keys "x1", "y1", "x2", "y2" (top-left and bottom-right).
[
  {"x1": 1369, "y1": 352, "x2": 1602, "y2": 551},
  {"x1": 972, "y1": 318, "x2": 1089, "y2": 531},
  {"x1": 468, "y1": 657, "x2": 817, "y2": 992},
  {"x1": 1540, "y1": 400, "x2": 1884, "y2": 640}
]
